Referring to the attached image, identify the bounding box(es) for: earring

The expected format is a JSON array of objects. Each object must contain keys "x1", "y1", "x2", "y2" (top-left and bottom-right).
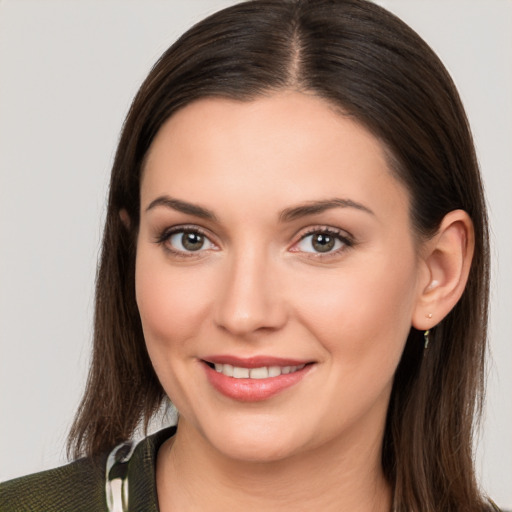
[{"x1": 424, "y1": 329, "x2": 430, "y2": 349}]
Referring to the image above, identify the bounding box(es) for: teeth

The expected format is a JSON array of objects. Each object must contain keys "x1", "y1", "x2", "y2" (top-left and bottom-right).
[
  {"x1": 212, "y1": 363, "x2": 306, "y2": 379},
  {"x1": 268, "y1": 366, "x2": 281, "y2": 377},
  {"x1": 233, "y1": 367, "x2": 249, "y2": 378},
  {"x1": 249, "y1": 367, "x2": 268, "y2": 379}
]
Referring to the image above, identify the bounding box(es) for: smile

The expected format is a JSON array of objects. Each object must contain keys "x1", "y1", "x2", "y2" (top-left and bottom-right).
[
  {"x1": 202, "y1": 357, "x2": 314, "y2": 402},
  {"x1": 213, "y1": 363, "x2": 306, "y2": 379}
]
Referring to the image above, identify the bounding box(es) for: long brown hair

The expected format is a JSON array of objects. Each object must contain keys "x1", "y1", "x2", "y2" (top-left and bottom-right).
[{"x1": 68, "y1": 1, "x2": 491, "y2": 510}]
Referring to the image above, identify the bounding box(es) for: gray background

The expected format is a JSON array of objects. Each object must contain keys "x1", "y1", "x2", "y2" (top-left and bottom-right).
[{"x1": 0, "y1": 0, "x2": 510, "y2": 508}]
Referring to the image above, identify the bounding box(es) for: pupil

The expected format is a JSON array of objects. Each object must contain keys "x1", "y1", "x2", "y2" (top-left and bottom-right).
[
  {"x1": 182, "y1": 232, "x2": 204, "y2": 251},
  {"x1": 312, "y1": 234, "x2": 335, "y2": 253}
]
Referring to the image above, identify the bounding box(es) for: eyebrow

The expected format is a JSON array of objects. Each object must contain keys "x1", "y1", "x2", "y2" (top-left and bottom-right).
[
  {"x1": 145, "y1": 196, "x2": 218, "y2": 221},
  {"x1": 145, "y1": 196, "x2": 374, "y2": 223},
  {"x1": 279, "y1": 198, "x2": 374, "y2": 222}
]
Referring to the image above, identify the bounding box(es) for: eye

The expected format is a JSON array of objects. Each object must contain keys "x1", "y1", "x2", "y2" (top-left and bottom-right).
[
  {"x1": 161, "y1": 228, "x2": 216, "y2": 254},
  {"x1": 294, "y1": 229, "x2": 350, "y2": 254}
]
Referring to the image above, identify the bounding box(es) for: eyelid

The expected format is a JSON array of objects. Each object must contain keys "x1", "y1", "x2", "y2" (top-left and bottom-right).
[
  {"x1": 154, "y1": 223, "x2": 354, "y2": 259},
  {"x1": 155, "y1": 224, "x2": 219, "y2": 256},
  {"x1": 289, "y1": 225, "x2": 355, "y2": 257}
]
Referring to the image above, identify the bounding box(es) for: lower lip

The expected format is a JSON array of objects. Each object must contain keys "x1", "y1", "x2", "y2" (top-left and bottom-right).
[{"x1": 203, "y1": 362, "x2": 313, "y2": 402}]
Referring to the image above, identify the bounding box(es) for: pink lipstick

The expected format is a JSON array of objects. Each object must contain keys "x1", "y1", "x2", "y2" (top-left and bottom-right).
[{"x1": 201, "y1": 355, "x2": 314, "y2": 402}]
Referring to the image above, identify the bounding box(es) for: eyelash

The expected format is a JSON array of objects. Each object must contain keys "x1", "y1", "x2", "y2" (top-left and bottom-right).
[
  {"x1": 292, "y1": 226, "x2": 354, "y2": 259},
  {"x1": 155, "y1": 225, "x2": 216, "y2": 258},
  {"x1": 154, "y1": 225, "x2": 354, "y2": 259}
]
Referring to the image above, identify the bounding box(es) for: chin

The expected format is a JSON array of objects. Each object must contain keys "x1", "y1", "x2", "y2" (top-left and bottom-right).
[
  {"x1": 202, "y1": 415, "x2": 308, "y2": 463},
  {"x1": 217, "y1": 436, "x2": 297, "y2": 463}
]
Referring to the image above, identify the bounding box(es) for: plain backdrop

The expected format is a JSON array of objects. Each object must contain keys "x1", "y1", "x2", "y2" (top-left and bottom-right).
[{"x1": 0, "y1": 0, "x2": 511, "y2": 508}]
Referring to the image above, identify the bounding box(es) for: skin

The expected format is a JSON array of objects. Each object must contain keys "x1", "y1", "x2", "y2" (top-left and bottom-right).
[{"x1": 134, "y1": 91, "x2": 473, "y2": 511}]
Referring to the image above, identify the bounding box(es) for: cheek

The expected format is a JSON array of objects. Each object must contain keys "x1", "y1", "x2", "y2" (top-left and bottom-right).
[
  {"x1": 135, "y1": 250, "x2": 216, "y2": 409},
  {"x1": 135, "y1": 251, "x2": 211, "y2": 350},
  {"x1": 293, "y1": 254, "x2": 418, "y2": 370}
]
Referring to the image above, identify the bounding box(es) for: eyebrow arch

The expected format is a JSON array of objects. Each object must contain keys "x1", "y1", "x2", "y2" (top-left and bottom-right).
[
  {"x1": 145, "y1": 196, "x2": 218, "y2": 221},
  {"x1": 279, "y1": 198, "x2": 374, "y2": 222}
]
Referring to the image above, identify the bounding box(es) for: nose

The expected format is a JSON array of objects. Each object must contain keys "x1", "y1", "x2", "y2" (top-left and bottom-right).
[{"x1": 213, "y1": 247, "x2": 287, "y2": 337}]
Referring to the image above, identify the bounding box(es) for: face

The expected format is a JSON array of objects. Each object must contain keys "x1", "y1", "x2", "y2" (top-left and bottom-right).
[{"x1": 136, "y1": 91, "x2": 426, "y2": 463}]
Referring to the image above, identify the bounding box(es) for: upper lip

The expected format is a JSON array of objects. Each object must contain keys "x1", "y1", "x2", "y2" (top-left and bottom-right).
[{"x1": 202, "y1": 355, "x2": 313, "y2": 368}]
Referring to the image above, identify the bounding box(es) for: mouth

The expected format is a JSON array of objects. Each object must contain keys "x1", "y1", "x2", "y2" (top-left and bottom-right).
[
  {"x1": 204, "y1": 361, "x2": 307, "y2": 379},
  {"x1": 201, "y1": 356, "x2": 315, "y2": 402}
]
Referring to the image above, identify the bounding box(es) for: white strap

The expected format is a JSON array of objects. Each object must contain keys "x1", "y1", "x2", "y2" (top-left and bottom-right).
[{"x1": 105, "y1": 441, "x2": 136, "y2": 512}]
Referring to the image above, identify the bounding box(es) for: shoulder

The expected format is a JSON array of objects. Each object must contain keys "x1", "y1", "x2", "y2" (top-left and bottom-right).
[
  {"x1": 0, "y1": 426, "x2": 176, "y2": 512},
  {"x1": 0, "y1": 455, "x2": 107, "y2": 512}
]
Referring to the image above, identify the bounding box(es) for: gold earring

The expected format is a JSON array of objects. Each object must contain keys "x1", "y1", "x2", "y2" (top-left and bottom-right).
[{"x1": 424, "y1": 329, "x2": 430, "y2": 349}]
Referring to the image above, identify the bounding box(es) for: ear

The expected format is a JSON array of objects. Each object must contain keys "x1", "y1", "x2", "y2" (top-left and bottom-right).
[
  {"x1": 119, "y1": 208, "x2": 131, "y2": 230},
  {"x1": 412, "y1": 210, "x2": 474, "y2": 331}
]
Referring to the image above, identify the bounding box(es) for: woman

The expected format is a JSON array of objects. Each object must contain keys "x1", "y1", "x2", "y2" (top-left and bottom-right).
[{"x1": 0, "y1": 0, "x2": 499, "y2": 510}]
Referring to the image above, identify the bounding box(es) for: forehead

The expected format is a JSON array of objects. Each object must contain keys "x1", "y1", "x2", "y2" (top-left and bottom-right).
[{"x1": 141, "y1": 92, "x2": 410, "y2": 223}]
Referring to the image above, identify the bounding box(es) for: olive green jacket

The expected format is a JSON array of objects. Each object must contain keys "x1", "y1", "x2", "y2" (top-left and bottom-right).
[{"x1": 0, "y1": 427, "x2": 175, "y2": 512}]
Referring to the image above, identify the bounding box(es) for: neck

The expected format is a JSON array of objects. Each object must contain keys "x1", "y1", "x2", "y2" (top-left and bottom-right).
[{"x1": 156, "y1": 418, "x2": 392, "y2": 512}]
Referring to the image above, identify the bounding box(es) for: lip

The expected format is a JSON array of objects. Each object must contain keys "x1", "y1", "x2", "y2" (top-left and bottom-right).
[
  {"x1": 204, "y1": 355, "x2": 311, "y2": 368},
  {"x1": 201, "y1": 355, "x2": 314, "y2": 402}
]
